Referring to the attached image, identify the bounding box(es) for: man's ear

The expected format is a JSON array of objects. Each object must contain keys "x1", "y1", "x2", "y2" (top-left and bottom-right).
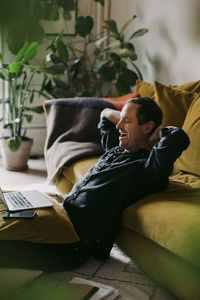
[{"x1": 143, "y1": 121, "x2": 155, "y2": 134}]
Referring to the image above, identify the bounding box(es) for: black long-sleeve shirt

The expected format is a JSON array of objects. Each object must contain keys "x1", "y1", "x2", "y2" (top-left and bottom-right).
[{"x1": 63, "y1": 118, "x2": 190, "y2": 260}]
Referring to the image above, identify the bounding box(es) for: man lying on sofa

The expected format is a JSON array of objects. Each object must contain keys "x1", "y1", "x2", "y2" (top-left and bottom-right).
[{"x1": 63, "y1": 97, "x2": 190, "y2": 261}]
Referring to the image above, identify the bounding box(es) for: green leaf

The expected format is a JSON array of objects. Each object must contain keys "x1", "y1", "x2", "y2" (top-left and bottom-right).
[
  {"x1": 116, "y1": 75, "x2": 131, "y2": 95},
  {"x1": 50, "y1": 2, "x2": 59, "y2": 21},
  {"x1": 28, "y1": 23, "x2": 45, "y2": 44},
  {"x1": 24, "y1": 105, "x2": 44, "y2": 114},
  {"x1": 26, "y1": 64, "x2": 38, "y2": 73},
  {"x1": 97, "y1": 43, "x2": 120, "y2": 59},
  {"x1": 120, "y1": 15, "x2": 137, "y2": 35},
  {"x1": 68, "y1": 57, "x2": 82, "y2": 81},
  {"x1": 95, "y1": 36, "x2": 109, "y2": 46},
  {"x1": 99, "y1": 65, "x2": 117, "y2": 82},
  {"x1": 7, "y1": 25, "x2": 26, "y2": 55},
  {"x1": 44, "y1": 79, "x2": 53, "y2": 94},
  {"x1": 93, "y1": 0, "x2": 105, "y2": 6},
  {"x1": 52, "y1": 31, "x2": 64, "y2": 48},
  {"x1": 94, "y1": 59, "x2": 110, "y2": 71},
  {"x1": 110, "y1": 52, "x2": 121, "y2": 63},
  {"x1": 45, "y1": 63, "x2": 66, "y2": 74},
  {"x1": 101, "y1": 82, "x2": 111, "y2": 97},
  {"x1": 50, "y1": 53, "x2": 62, "y2": 64},
  {"x1": 3, "y1": 123, "x2": 13, "y2": 130},
  {"x1": 49, "y1": 87, "x2": 69, "y2": 98},
  {"x1": 29, "y1": 93, "x2": 34, "y2": 104},
  {"x1": 75, "y1": 16, "x2": 94, "y2": 38},
  {"x1": 24, "y1": 114, "x2": 33, "y2": 123},
  {"x1": 125, "y1": 42, "x2": 135, "y2": 53},
  {"x1": 9, "y1": 62, "x2": 23, "y2": 73},
  {"x1": 121, "y1": 68, "x2": 138, "y2": 86},
  {"x1": 0, "y1": 117, "x2": 4, "y2": 122},
  {"x1": 53, "y1": 78, "x2": 69, "y2": 90},
  {"x1": 23, "y1": 42, "x2": 39, "y2": 63},
  {"x1": 0, "y1": 71, "x2": 6, "y2": 80},
  {"x1": 101, "y1": 19, "x2": 119, "y2": 36},
  {"x1": 0, "y1": 52, "x2": 3, "y2": 62},
  {"x1": 40, "y1": 73, "x2": 48, "y2": 92},
  {"x1": 119, "y1": 49, "x2": 137, "y2": 61},
  {"x1": 16, "y1": 42, "x2": 29, "y2": 62},
  {"x1": 23, "y1": 128, "x2": 27, "y2": 137},
  {"x1": 7, "y1": 135, "x2": 22, "y2": 152},
  {"x1": 63, "y1": 0, "x2": 76, "y2": 11},
  {"x1": 120, "y1": 61, "x2": 127, "y2": 68},
  {"x1": 57, "y1": 41, "x2": 69, "y2": 63},
  {"x1": 129, "y1": 28, "x2": 148, "y2": 40}
]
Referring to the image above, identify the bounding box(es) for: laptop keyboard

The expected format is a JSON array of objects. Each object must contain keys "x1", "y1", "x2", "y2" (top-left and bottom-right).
[{"x1": 5, "y1": 192, "x2": 33, "y2": 209}]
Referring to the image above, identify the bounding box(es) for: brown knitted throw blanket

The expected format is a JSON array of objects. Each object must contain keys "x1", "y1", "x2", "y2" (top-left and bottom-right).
[{"x1": 44, "y1": 97, "x2": 117, "y2": 183}]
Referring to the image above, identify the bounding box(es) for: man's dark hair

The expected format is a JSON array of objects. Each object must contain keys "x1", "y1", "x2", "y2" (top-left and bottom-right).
[{"x1": 127, "y1": 97, "x2": 163, "y2": 133}]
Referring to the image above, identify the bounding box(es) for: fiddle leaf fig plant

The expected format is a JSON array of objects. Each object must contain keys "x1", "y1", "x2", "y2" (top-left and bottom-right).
[
  {"x1": 0, "y1": 41, "x2": 45, "y2": 152},
  {"x1": 98, "y1": 15, "x2": 148, "y2": 95},
  {"x1": 41, "y1": 13, "x2": 148, "y2": 98}
]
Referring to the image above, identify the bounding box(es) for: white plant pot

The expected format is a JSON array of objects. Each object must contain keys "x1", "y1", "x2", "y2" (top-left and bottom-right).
[{"x1": 0, "y1": 138, "x2": 33, "y2": 171}]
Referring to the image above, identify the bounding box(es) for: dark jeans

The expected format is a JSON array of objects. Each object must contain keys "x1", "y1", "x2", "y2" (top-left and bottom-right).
[{"x1": 0, "y1": 240, "x2": 91, "y2": 271}]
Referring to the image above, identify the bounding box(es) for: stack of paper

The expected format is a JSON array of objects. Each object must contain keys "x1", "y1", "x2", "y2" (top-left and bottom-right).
[{"x1": 69, "y1": 277, "x2": 119, "y2": 300}]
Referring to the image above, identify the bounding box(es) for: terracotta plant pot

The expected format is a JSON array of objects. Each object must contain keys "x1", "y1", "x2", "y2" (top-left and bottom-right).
[{"x1": 0, "y1": 138, "x2": 33, "y2": 171}]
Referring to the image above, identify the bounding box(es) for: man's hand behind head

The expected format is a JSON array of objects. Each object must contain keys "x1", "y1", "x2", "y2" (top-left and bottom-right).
[{"x1": 148, "y1": 126, "x2": 162, "y2": 148}]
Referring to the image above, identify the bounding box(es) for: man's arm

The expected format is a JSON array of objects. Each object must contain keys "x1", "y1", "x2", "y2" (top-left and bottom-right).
[
  {"x1": 145, "y1": 127, "x2": 190, "y2": 178},
  {"x1": 100, "y1": 108, "x2": 120, "y2": 125},
  {"x1": 147, "y1": 126, "x2": 179, "y2": 148},
  {"x1": 98, "y1": 108, "x2": 120, "y2": 151}
]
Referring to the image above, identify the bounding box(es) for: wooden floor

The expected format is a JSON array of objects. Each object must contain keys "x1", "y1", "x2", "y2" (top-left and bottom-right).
[{"x1": 0, "y1": 156, "x2": 47, "y2": 188}]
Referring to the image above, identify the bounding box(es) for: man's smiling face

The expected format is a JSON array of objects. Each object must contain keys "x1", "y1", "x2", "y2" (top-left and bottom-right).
[{"x1": 116, "y1": 102, "x2": 151, "y2": 152}]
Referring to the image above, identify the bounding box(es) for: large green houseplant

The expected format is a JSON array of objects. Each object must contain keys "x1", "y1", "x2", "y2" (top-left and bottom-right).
[
  {"x1": 0, "y1": 0, "x2": 148, "y2": 170},
  {"x1": 0, "y1": 41, "x2": 44, "y2": 170},
  {"x1": 0, "y1": 0, "x2": 76, "y2": 170},
  {"x1": 41, "y1": 13, "x2": 148, "y2": 98}
]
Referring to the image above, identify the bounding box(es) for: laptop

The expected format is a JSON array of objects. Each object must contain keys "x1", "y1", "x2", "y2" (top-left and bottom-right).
[{"x1": 0, "y1": 187, "x2": 53, "y2": 212}]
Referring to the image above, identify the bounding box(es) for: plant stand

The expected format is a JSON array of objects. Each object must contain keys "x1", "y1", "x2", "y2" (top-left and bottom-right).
[{"x1": 0, "y1": 139, "x2": 33, "y2": 171}]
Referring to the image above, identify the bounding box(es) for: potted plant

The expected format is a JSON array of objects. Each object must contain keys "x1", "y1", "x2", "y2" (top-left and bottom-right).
[
  {"x1": 0, "y1": 41, "x2": 45, "y2": 170},
  {"x1": 40, "y1": 13, "x2": 148, "y2": 98}
]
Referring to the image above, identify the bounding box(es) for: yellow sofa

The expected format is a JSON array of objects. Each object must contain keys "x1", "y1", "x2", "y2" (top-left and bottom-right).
[
  {"x1": 0, "y1": 192, "x2": 90, "y2": 271},
  {"x1": 54, "y1": 80, "x2": 200, "y2": 300}
]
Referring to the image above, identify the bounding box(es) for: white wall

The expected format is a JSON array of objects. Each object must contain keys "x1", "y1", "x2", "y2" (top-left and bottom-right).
[{"x1": 110, "y1": 0, "x2": 200, "y2": 85}]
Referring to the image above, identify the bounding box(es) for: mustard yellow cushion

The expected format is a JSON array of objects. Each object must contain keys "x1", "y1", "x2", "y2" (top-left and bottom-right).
[
  {"x1": 136, "y1": 80, "x2": 154, "y2": 98},
  {"x1": 154, "y1": 81, "x2": 199, "y2": 127},
  {"x1": 177, "y1": 80, "x2": 200, "y2": 93},
  {"x1": 170, "y1": 170, "x2": 200, "y2": 189},
  {"x1": 62, "y1": 156, "x2": 99, "y2": 184},
  {"x1": 57, "y1": 156, "x2": 100, "y2": 195},
  {"x1": 136, "y1": 79, "x2": 200, "y2": 98},
  {"x1": 56, "y1": 175, "x2": 74, "y2": 196},
  {"x1": 0, "y1": 193, "x2": 80, "y2": 244},
  {"x1": 174, "y1": 97, "x2": 200, "y2": 176},
  {"x1": 121, "y1": 181, "x2": 200, "y2": 268}
]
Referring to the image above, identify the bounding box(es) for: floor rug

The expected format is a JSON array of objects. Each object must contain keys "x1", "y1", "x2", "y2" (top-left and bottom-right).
[{"x1": 3, "y1": 246, "x2": 178, "y2": 300}]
